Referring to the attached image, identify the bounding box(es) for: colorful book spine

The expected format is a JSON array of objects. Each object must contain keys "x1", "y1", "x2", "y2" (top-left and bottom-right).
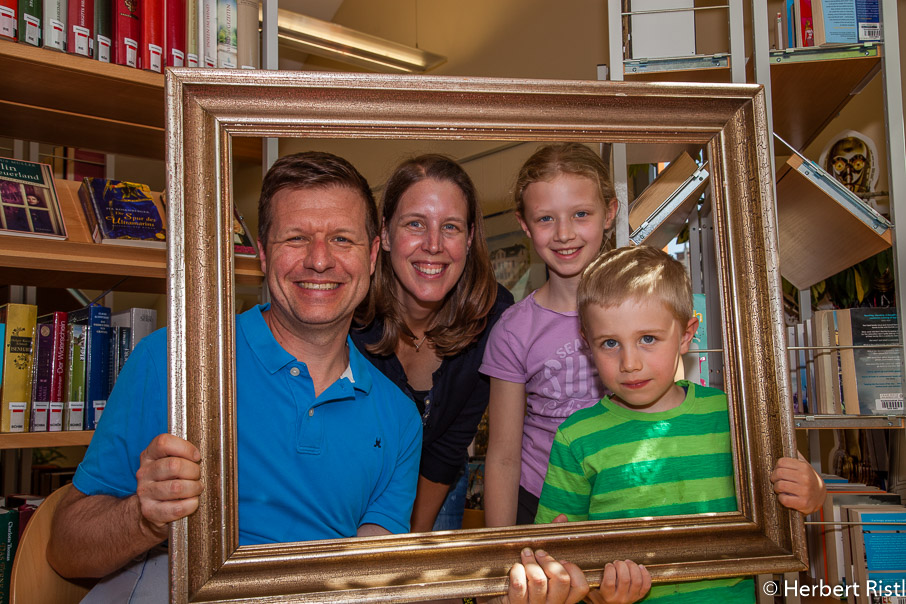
[
  {"x1": 165, "y1": 0, "x2": 185, "y2": 66},
  {"x1": 0, "y1": 0, "x2": 16, "y2": 39},
  {"x1": 111, "y1": 0, "x2": 138, "y2": 67},
  {"x1": 41, "y1": 0, "x2": 65, "y2": 50},
  {"x1": 94, "y1": 0, "x2": 110, "y2": 62},
  {"x1": 18, "y1": 0, "x2": 41, "y2": 46},
  {"x1": 30, "y1": 311, "x2": 68, "y2": 432},
  {"x1": 0, "y1": 506, "x2": 19, "y2": 603},
  {"x1": 68, "y1": 305, "x2": 111, "y2": 430},
  {"x1": 66, "y1": 0, "x2": 93, "y2": 57},
  {"x1": 141, "y1": 0, "x2": 163, "y2": 72},
  {"x1": 0, "y1": 304, "x2": 37, "y2": 433},
  {"x1": 799, "y1": 0, "x2": 815, "y2": 47},
  {"x1": 64, "y1": 322, "x2": 86, "y2": 430},
  {"x1": 236, "y1": 0, "x2": 257, "y2": 69},
  {"x1": 185, "y1": 0, "x2": 198, "y2": 66},
  {"x1": 201, "y1": 0, "x2": 215, "y2": 67},
  {"x1": 216, "y1": 0, "x2": 235, "y2": 68},
  {"x1": 78, "y1": 178, "x2": 167, "y2": 246},
  {"x1": 48, "y1": 400, "x2": 63, "y2": 431}
]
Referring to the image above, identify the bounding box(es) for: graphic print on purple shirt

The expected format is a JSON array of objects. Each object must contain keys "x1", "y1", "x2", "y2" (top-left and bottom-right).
[{"x1": 480, "y1": 292, "x2": 605, "y2": 497}]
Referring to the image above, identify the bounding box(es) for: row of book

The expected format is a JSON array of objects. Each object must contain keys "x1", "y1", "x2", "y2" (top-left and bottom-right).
[
  {"x1": 787, "y1": 307, "x2": 903, "y2": 416},
  {"x1": 776, "y1": 0, "x2": 880, "y2": 51},
  {"x1": 0, "y1": 302, "x2": 157, "y2": 433},
  {"x1": 0, "y1": 156, "x2": 257, "y2": 253},
  {"x1": 0, "y1": 493, "x2": 43, "y2": 602},
  {"x1": 806, "y1": 475, "x2": 906, "y2": 603},
  {"x1": 0, "y1": 0, "x2": 260, "y2": 72}
]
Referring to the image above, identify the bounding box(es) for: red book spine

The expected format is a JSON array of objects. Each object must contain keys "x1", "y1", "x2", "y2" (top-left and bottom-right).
[
  {"x1": 141, "y1": 0, "x2": 163, "y2": 72},
  {"x1": 50, "y1": 311, "x2": 68, "y2": 403},
  {"x1": 67, "y1": 0, "x2": 95, "y2": 56},
  {"x1": 112, "y1": 0, "x2": 140, "y2": 68},
  {"x1": 799, "y1": 0, "x2": 815, "y2": 47},
  {"x1": 0, "y1": 0, "x2": 16, "y2": 40},
  {"x1": 164, "y1": 0, "x2": 185, "y2": 66}
]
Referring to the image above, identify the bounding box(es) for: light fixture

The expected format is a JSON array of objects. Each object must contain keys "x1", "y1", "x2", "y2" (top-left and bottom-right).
[{"x1": 275, "y1": 9, "x2": 446, "y2": 74}]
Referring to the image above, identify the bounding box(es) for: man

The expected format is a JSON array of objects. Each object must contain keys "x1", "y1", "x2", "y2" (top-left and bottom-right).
[{"x1": 47, "y1": 151, "x2": 424, "y2": 593}]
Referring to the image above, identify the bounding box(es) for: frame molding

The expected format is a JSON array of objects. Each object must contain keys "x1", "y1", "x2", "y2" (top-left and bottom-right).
[{"x1": 165, "y1": 70, "x2": 804, "y2": 603}]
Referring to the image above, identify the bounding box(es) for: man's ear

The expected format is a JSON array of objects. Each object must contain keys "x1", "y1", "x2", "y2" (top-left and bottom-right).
[{"x1": 678, "y1": 316, "x2": 700, "y2": 354}]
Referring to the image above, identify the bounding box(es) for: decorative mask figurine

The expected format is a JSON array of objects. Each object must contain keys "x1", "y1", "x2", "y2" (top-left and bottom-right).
[{"x1": 824, "y1": 135, "x2": 874, "y2": 195}]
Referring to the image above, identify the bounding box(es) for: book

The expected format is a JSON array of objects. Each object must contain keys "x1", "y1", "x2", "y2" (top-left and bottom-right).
[
  {"x1": 0, "y1": 304, "x2": 37, "y2": 433},
  {"x1": 63, "y1": 322, "x2": 86, "y2": 430},
  {"x1": 236, "y1": 0, "x2": 257, "y2": 69},
  {"x1": 109, "y1": 325, "x2": 130, "y2": 390},
  {"x1": 798, "y1": 0, "x2": 815, "y2": 47},
  {"x1": 855, "y1": 0, "x2": 879, "y2": 42},
  {"x1": 0, "y1": 158, "x2": 67, "y2": 240},
  {"x1": 141, "y1": 0, "x2": 163, "y2": 72},
  {"x1": 17, "y1": 0, "x2": 41, "y2": 46},
  {"x1": 66, "y1": 0, "x2": 93, "y2": 57},
  {"x1": 0, "y1": 0, "x2": 16, "y2": 39},
  {"x1": 93, "y1": 0, "x2": 110, "y2": 62},
  {"x1": 813, "y1": 309, "x2": 843, "y2": 414},
  {"x1": 628, "y1": 151, "x2": 708, "y2": 249},
  {"x1": 775, "y1": 143, "x2": 892, "y2": 289},
  {"x1": 628, "y1": 0, "x2": 695, "y2": 60},
  {"x1": 110, "y1": 307, "x2": 157, "y2": 353},
  {"x1": 837, "y1": 307, "x2": 903, "y2": 415},
  {"x1": 48, "y1": 400, "x2": 63, "y2": 431},
  {"x1": 30, "y1": 311, "x2": 68, "y2": 432},
  {"x1": 111, "y1": 0, "x2": 139, "y2": 67},
  {"x1": 786, "y1": 0, "x2": 796, "y2": 47},
  {"x1": 201, "y1": 0, "x2": 215, "y2": 67},
  {"x1": 78, "y1": 178, "x2": 167, "y2": 247},
  {"x1": 185, "y1": 0, "x2": 198, "y2": 66},
  {"x1": 68, "y1": 305, "x2": 111, "y2": 431},
  {"x1": 165, "y1": 0, "x2": 185, "y2": 66},
  {"x1": 216, "y1": 0, "x2": 236, "y2": 68},
  {"x1": 233, "y1": 205, "x2": 257, "y2": 256},
  {"x1": 817, "y1": 0, "x2": 858, "y2": 44},
  {"x1": 41, "y1": 0, "x2": 64, "y2": 50},
  {"x1": 0, "y1": 506, "x2": 19, "y2": 604},
  {"x1": 820, "y1": 491, "x2": 901, "y2": 587},
  {"x1": 845, "y1": 506, "x2": 906, "y2": 604}
]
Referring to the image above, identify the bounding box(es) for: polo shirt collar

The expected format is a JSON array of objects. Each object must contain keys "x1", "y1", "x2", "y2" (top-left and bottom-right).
[{"x1": 240, "y1": 304, "x2": 372, "y2": 395}]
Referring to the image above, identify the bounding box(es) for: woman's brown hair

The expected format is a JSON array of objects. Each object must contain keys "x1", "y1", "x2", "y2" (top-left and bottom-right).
[{"x1": 356, "y1": 154, "x2": 498, "y2": 357}]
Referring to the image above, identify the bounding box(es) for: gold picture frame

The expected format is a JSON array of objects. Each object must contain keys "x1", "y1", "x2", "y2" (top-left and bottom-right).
[{"x1": 165, "y1": 70, "x2": 804, "y2": 603}]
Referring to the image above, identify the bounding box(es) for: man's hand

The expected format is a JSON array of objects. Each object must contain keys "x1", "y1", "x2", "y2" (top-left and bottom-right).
[
  {"x1": 135, "y1": 433, "x2": 203, "y2": 538},
  {"x1": 771, "y1": 453, "x2": 826, "y2": 515},
  {"x1": 586, "y1": 560, "x2": 651, "y2": 604},
  {"x1": 496, "y1": 548, "x2": 590, "y2": 604}
]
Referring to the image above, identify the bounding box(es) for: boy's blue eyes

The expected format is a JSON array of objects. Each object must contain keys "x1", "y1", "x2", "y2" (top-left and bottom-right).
[
  {"x1": 602, "y1": 339, "x2": 619, "y2": 349},
  {"x1": 601, "y1": 335, "x2": 657, "y2": 348},
  {"x1": 641, "y1": 335, "x2": 656, "y2": 344}
]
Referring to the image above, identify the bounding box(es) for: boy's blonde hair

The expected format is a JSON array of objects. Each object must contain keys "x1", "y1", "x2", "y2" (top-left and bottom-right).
[{"x1": 578, "y1": 245, "x2": 693, "y2": 326}]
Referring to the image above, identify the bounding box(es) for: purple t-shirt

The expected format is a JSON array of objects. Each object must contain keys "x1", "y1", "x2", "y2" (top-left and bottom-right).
[{"x1": 479, "y1": 292, "x2": 605, "y2": 497}]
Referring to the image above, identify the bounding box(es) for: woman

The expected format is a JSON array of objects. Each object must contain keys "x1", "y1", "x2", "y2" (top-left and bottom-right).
[{"x1": 352, "y1": 154, "x2": 513, "y2": 532}]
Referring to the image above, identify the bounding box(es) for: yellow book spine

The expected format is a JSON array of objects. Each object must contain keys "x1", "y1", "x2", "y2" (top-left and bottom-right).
[{"x1": 1, "y1": 304, "x2": 38, "y2": 432}]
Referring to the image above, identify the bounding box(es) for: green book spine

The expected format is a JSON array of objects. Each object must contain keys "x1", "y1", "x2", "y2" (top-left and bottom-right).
[
  {"x1": 18, "y1": 0, "x2": 41, "y2": 45},
  {"x1": 94, "y1": 0, "x2": 110, "y2": 61}
]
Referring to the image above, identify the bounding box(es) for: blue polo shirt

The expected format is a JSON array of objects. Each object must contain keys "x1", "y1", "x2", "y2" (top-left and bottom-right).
[{"x1": 73, "y1": 304, "x2": 422, "y2": 543}]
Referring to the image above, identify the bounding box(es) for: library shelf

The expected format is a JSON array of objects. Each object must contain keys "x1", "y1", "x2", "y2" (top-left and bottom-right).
[{"x1": 0, "y1": 430, "x2": 93, "y2": 449}]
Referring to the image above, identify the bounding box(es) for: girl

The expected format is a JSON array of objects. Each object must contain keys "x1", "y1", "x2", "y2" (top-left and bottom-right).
[{"x1": 481, "y1": 142, "x2": 618, "y2": 526}]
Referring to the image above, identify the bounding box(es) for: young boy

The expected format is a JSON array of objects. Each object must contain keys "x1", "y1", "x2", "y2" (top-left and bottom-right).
[{"x1": 535, "y1": 245, "x2": 826, "y2": 603}]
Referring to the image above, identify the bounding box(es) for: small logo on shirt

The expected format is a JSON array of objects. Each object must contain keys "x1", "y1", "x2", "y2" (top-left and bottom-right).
[{"x1": 374, "y1": 438, "x2": 381, "y2": 448}]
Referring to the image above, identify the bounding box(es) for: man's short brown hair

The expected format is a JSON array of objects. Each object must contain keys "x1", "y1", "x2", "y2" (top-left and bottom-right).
[{"x1": 257, "y1": 151, "x2": 377, "y2": 250}]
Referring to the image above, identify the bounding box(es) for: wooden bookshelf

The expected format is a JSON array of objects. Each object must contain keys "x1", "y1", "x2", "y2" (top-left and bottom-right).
[
  {"x1": 768, "y1": 44, "x2": 882, "y2": 152},
  {"x1": 0, "y1": 42, "x2": 262, "y2": 162},
  {"x1": 0, "y1": 179, "x2": 263, "y2": 293},
  {"x1": 0, "y1": 431, "x2": 93, "y2": 449}
]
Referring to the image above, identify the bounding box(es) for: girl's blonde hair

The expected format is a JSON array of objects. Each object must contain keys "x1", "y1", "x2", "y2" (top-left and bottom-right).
[{"x1": 514, "y1": 143, "x2": 618, "y2": 251}]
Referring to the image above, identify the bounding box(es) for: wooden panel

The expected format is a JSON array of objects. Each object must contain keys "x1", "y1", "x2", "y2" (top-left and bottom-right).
[
  {"x1": 0, "y1": 431, "x2": 93, "y2": 449},
  {"x1": 770, "y1": 55, "x2": 881, "y2": 151}
]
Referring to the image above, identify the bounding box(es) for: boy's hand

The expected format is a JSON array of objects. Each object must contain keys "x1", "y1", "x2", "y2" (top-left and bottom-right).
[
  {"x1": 586, "y1": 560, "x2": 651, "y2": 604},
  {"x1": 770, "y1": 453, "x2": 826, "y2": 515}
]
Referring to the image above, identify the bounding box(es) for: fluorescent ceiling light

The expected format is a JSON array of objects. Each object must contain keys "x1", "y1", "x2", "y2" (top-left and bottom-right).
[{"x1": 275, "y1": 9, "x2": 446, "y2": 74}]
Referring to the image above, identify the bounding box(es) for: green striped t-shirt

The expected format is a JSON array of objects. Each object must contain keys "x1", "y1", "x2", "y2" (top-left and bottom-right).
[{"x1": 535, "y1": 381, "x2": 754, "y2": 603}]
